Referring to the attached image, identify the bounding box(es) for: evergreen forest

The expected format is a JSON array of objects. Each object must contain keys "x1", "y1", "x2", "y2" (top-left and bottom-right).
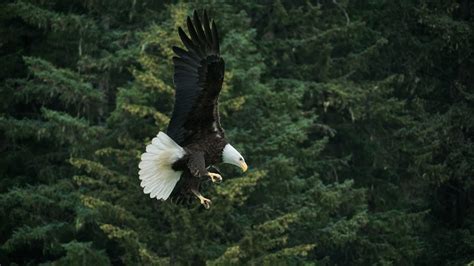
[{"x1": 0, "y1": 0, "x2": 473, "y2": 265}]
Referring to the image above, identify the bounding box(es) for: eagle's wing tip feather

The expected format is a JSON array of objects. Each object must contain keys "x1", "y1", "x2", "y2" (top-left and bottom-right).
[{"x1": 167, "y1": 9, "x2": 224, "y2": 148}]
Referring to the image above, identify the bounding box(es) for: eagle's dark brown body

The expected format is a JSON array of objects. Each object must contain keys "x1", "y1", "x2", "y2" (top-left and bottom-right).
[
  {"x1": 170, "y1": 131, "x2": 228, "y2": 199},
  {"x1": 172, "y1": 134, "x2": 228, "y2": 173}
]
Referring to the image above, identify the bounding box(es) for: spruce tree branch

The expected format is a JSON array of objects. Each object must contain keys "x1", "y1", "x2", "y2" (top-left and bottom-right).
[{"x1": 332, "y1": 0, "x2": 350, "y2": 25}]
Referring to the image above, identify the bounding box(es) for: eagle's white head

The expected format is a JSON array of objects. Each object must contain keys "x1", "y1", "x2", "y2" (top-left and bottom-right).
[{"x1": 222, "y1": 144, "x2": 248, "y2": 172}]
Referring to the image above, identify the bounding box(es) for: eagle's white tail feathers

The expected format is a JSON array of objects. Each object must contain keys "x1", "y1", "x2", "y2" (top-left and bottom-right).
[{"x1": 138, "y1": 132, "x2": 185, "y2": 200}]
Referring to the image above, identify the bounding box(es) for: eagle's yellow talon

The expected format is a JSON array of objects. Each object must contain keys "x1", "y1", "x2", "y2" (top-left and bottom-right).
[
  {"x1": 191, "y1": 189, "x2": 212, "y2": 209},
  {"x1": 208, "y1": 172, "x2": 222, "y2": 183},
  {"x1": 201, "y1": 198, "x2": 212, "y2": 209}
]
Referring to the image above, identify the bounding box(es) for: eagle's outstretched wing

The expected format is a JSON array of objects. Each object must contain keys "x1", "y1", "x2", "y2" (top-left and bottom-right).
[{"x1": 167, "y1": 10, "x2": 225, "y2": 145}]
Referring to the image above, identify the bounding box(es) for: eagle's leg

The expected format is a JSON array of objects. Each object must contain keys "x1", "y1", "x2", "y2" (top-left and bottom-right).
[
  {"x1": 208, "y1": 172, "x2": 222, "y2": 183},
  {"x1": 188, "y1": 153, "x2": 222, "y2": 183},
  {"x1": 191, "y1": 189, "x2": 211, "y2": 209}
]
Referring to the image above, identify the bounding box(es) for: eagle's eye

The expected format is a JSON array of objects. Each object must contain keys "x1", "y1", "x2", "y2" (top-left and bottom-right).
[{"x1": 239, "y1": 158, "x2": 243, "y2": 161}]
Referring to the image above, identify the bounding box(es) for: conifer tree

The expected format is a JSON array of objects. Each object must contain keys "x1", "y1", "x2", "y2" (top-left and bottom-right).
[{"x1": 0, "y1": 0, "x2": 473, "y2": 265}]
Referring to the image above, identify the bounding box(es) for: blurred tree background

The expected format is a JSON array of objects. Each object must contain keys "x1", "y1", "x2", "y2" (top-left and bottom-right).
[{"x1": 0, "y1": 0, "x2": 473, "y2": 265}]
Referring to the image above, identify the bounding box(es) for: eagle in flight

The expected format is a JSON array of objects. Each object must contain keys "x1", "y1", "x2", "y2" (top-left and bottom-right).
[{"x1": 138, "y1": 10, "x2": 247, "y2": 209}]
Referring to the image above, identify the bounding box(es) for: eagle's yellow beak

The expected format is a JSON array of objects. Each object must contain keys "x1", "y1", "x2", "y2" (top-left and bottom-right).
[{"x1": 240, "y1": 161, "x2": 248, "y2": 172}]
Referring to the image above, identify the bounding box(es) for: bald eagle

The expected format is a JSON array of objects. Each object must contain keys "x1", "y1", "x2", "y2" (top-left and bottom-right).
[{"x1": 138, "y1": 10, "x2": 247, "y2": 209}]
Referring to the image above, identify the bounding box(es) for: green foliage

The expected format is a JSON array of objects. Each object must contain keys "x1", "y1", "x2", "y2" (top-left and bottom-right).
[
  {"x1": 1, "y1": 0, "x2": 473, "y2": 265},
  {"x1": 51, "y1": 241, "x2": 110, "y2": 266},
  {"x1": 14, "y1": 57, "x2": 104, "y2": 114}
]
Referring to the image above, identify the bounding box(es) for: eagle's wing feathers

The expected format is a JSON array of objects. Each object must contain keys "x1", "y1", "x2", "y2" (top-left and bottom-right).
[{"x1": 167, "y1": 11, "x2": 225, "y2": 145}]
